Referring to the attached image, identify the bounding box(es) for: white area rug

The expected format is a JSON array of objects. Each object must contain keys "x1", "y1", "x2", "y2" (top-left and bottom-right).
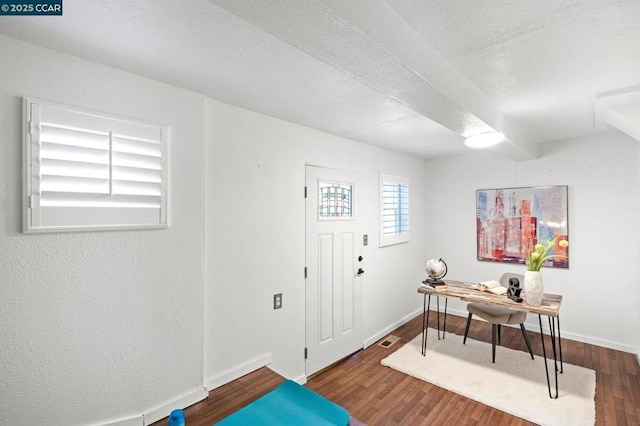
[{"x1": 381, "y1": 330, "x2": 595, "y2": 426}]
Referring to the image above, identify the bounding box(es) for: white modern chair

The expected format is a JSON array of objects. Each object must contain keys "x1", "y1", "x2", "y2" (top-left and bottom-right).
[{"x1": 463, "y1": 272, "x2": 535, "y2": 363}]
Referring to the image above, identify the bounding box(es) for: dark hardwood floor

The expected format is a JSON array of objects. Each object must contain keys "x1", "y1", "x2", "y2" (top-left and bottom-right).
[{"x1": 152, "y1": 313, "x2": 640, "y2": 425}]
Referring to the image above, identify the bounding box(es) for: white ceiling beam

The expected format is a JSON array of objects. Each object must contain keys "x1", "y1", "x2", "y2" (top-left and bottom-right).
[
  {"x1": 209, "y1": 0, "x2": 537, "y2": 160},
  {"x1": 594, "y1": 87, "x2": 640, "y2": 142},
  {"x1": 605, "y1": 103, "x2": 640, "y2": 142},
  {"x1": 323, "y1": 0, "x2": 537, "y2": 161}
]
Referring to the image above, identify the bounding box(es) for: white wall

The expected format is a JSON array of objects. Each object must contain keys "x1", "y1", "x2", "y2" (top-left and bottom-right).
[
  {"x1": 204, "y1": 99, "x2": 428, "y2": 384},
  {"x1": 0, "y1": 36, "x2": 207, "y2": 425},
  {"x1": 424, "y1": 133, "x2": 640, "y2": 353},
  {"x1": 0, "y1": 34, "x2": 429, "y2": 425}
]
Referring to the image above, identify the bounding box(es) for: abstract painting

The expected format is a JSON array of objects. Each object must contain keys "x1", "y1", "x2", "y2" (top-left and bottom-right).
[{"x1": 476, "y1": 186, "x2": 569, "y2": 268}]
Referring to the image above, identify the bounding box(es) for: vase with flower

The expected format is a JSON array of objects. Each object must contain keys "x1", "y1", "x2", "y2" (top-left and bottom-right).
[{"x1": 524, "y1": 236, "x2": 569, "y2": 305}]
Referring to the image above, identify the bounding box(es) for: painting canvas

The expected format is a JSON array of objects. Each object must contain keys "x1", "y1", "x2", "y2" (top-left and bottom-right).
[{"x1": 476, "y1": 186, "x2": 569, "y2": 268}]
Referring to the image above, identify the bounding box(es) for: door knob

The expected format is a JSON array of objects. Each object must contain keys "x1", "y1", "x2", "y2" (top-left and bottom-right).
[
  {"x1": 355, "y1": 268, "x2": 364, "y2": 276},
  {"x1": 358, "y1": 256, "x2": 363, "y2": 262}
]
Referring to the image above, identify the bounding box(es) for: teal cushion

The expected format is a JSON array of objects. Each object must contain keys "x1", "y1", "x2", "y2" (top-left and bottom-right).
[{"x1": 215, "y1": 380, "x2": 350, "y2": 426}]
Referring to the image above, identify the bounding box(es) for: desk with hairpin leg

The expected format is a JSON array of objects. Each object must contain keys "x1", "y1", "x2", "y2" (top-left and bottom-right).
[{"x1": 418, "y1": 280, "x2": 563, "y2": 399}]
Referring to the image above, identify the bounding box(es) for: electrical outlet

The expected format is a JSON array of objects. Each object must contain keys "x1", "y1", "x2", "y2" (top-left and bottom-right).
[{"x1": 274, "y1": 293, "x2": 282, "y2": 310}]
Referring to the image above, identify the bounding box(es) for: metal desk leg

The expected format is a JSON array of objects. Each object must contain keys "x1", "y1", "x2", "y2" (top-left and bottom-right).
[
  {"x1": 557, "y1": 315, "x2": 564, "y2": 373},
  {"x1": 436, "y1": 297, "x2": 448, "y2": 340},
  {"x1": 442, "y1": 298, "x2": 448, "y2": 339},
  {"x1": 436, "y1": 297, "x2": 441, "y2": 339},
  {"x1": 547, "y1": 316, "x2": 564, "y2": 374},
  {"x1": 422, "y1": 295, "x2": 448, "y2": 355},
  {"x1": 421, "y1": 294, "x2": 431, "y2": 356},
  {"x1": 538, "y1": 314, "x2": 563, "y2": 399}
]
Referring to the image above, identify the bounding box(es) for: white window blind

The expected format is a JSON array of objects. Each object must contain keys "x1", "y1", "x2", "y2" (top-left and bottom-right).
[
  {"x1": 23, "y1": 98, "x2": 169, "y2": 232},
  {"x1": 379, "y1": 174, "x2": 409, "y2": 247}
]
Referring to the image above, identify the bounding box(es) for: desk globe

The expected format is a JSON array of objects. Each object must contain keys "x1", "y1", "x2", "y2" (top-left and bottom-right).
[{"x1": 424, "y1": 258, "x2": 448, "y2": 285}]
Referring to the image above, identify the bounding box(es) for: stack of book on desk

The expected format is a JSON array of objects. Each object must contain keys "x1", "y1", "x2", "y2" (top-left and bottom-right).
[
  {"x1": 469, "y1": 280, "x2": 507, "y2": 295},
  {"x1": 421, "y1": 280, "x2": 448, "y2": 291}
]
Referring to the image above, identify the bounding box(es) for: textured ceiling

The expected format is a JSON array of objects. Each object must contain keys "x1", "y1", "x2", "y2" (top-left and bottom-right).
[{"x1": 1, "y1": 0, "x2": 639, "y2": 159}]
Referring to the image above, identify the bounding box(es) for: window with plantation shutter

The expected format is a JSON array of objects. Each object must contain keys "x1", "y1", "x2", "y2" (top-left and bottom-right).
[
  {"x1": 379, "y1": 174, "x2": 409, "y2": 247},
  {"x1": 23, "y1": 98, "x2": 168, "y2": 232}
]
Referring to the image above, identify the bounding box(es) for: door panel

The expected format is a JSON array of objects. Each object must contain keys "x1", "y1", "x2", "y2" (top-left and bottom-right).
[
  {"x1": 319, "y1": 233, "x2": 333, "y2": 342},
  {"x1": 341, "y1": 232, "x2": 355, "y2": 333}
]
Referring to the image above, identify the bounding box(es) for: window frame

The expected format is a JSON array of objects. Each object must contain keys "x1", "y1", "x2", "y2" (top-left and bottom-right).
[
  {"x1": 379, "y1": 173, "x2": 410, "y2": 247},
  {"x1": 22, "y1": 98, "x2": 169, "y2": 233}
]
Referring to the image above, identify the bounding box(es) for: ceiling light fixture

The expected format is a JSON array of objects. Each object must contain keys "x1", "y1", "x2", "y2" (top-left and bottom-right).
[{"x1": 464, "y1": 131, "x2": 505, "y2": 148}]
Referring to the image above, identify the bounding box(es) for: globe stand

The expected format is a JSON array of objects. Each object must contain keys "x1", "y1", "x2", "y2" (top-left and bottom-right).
[{"x1": 423, "y1": 278, "x2": 446, "y2": 286}]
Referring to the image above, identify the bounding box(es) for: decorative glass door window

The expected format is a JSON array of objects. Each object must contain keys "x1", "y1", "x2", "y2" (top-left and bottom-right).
[{"x1": 318, "y1": 180, "x2": 353, "y2": 220}]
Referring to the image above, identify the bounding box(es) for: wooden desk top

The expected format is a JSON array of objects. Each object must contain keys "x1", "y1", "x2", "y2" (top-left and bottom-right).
[{"x1": 418, "y1": 279, "x2": 562, "y2": 317}]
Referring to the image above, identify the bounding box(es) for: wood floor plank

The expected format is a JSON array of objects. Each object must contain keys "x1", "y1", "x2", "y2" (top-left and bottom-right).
[{"x1": 151, "y1": 313, "x2": 639, "y2": 425}]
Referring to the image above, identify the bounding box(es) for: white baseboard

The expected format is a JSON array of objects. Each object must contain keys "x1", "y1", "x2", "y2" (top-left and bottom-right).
[
  {"x1": 204, "y1": 353, "x2": 273, "y2": 391},
  {"x1": 96, "y1": 355, "x2": 274, "y2": 426},
  {"x1": 92, "y1": 385, "x2": 208, "y2": 426},
  {"x1": 364, "y1": 307, "x2": 423, "y2": 348},
  {"x1": 143, "y1": 386, "x2": 208, "y2": 426},
  {"x1": 95, "y1": 413, "x2": 143, "y2": 426},
  {"x1": 286, "y1": 372, "x2": 307, "y2": 385},
  {"x1": 557, "y1": 330, "x2": 638, "y2": 354},
  {"x1": 442, "y1": 307, "x2": 639, "y2": 355}
]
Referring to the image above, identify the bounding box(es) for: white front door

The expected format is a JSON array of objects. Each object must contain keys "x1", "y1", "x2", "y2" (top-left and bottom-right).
[{"x1": 305, "y1": 165, "x2": 364, "y2": 376}]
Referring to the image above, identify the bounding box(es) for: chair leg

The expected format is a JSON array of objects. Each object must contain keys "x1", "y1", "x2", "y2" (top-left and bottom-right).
[
  {"x1": 520, "y1": 323, "x2": 535, "y2": 360},
  {"x1": 463, "y1": 313, "x2": 473, "y2": 344},
  {"x1": 491, "y1": 324, "x2": 497, "y2": 363},
  {"x1": 497, "y1": 324, "x2": 502, "y2": 345}
]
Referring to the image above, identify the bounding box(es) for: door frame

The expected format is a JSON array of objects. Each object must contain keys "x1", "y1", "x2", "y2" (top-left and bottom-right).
[{"x1": 304, "y1": 164, "x2": 364, "y2": 376}]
